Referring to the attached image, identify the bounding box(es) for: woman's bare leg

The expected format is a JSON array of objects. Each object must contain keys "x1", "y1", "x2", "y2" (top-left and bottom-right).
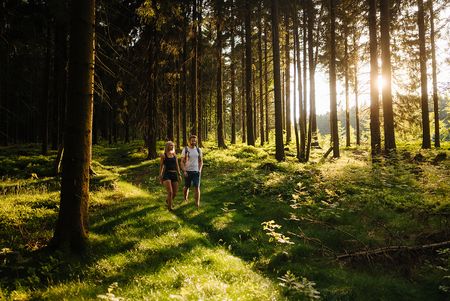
[{"x1": 163, "y1": 180, "x2": 173, "y2": 210}]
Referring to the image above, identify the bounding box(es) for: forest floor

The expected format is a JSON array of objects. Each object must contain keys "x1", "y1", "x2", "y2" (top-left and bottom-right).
[{"x1": 1, "y1": 140, "x2": 450, "y2": 300}]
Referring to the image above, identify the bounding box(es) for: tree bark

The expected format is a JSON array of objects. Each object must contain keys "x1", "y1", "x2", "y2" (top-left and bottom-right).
[
  {"x1": 41, "y1": 23, "x2": 51, "y2": 155},
  {"x1": 264, "y1": 22, "x2": 270, "y2": 143},
  {"x1": 329, "y1": 0, "x2": 339, "y2": 158},
  {"x1": 307, "y1": 0, "x2": 319, "y2": 148},
  {"x1": 418, "y1": 0, "x2": 430, "y2": 149},
  {"x1": 51, "y1": 0, "x2": 95, "y2": 253},
  {"x1": 344, "y1": 24, "x2": 350, "y2": 147},
  {"x1": 294, "y1": 10, "x2": 305, "y2": 161},
  {"x1": 197, "y1": 0, "x2": 203, "y2": 146},
  {"x1": 216, "y1": 0, "x2": 226, "y2": 148},
  {"x1": 245, "y1": 0, "x2": 255, "y2": 146},
  {"x1": 429, "y1": 1, "x2": 440, "y2": 148},
  {"x1": 182, "y1": 9, "x2": 188, "y2": 147},
  {"x1": 258, "y1": 3, "x2": 264, "y2": 146},
  {"x1": 380, "y1": 0, "x2": 396, "y2": 152},
  {"x1": 353, "y1": 33, "x2": 360, "y2": 145},
  {"x1": 191, "y1": 0, "x2": 198, "y2": 136},
  {"x1": 271, "y1": 0, "x2": 285, "y2": 161},
  {"x1": 368, "y1": 0, "x2": 381, "y2": 156},
  {"x1": 230, "y1": 0, "x2": 236, "y2": 144},
  {"x1": 284, "y1": 9, "x2": 291, "y2": 144}
]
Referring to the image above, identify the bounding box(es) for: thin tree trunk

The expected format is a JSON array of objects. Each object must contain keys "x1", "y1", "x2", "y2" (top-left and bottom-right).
[
  {"x1": 53, "y1": 0, "x2": 68, "y2": 150},
  {"x1": 258, "y1": 3, "x2": 264, "y2": 146},
  {"x1": 216, "y1": 0, "x2": 226, "y2": 148},
  {"x1": 264, "y1": 22, "x2": 270, "y2": 143},
  {"x1": 344, "y1": 25, "x2": 350, "y2": 147},
  {"x1": 307, "y1": 0, "x2": 318, "y2": 148},
  {"x1": 329, "y1": 0, "x2": 339, "y2": 158},
  {"x1": 241, "y1": 36, "x2": 246, "y2": 143},
  {"x1": 41, "y1": 23, "x2": 51, "y2": 155},
  {"x1": 253, "y1": 66, "x2": 257, "y2": 141},
  {"x1": 175, "y1": 59, "x2": 181, "y2": 148},
  {"x1": 429, "y1": 1, "x2": 440, "y2": 148},
  {"x1": 293, "y1": 27, "x2": 300, "y2": 160},
  {"x1": 302, "y1": 3, "x2": 308, "y2": 159},
  {"x1": 197, "y1": 0, "x2": 203, "y2": 146},
  {"x1": 167, "y1": 87, "x2": 174, "y2": 141},
  {"x1": 368, "y1": 0, "x2": 381, "y2": 156},
  {"x1": 353, "y1": 33, "x2": 360, "y2": 145},
  {"x1": 380, "y1": 0, "x2": 396, "y2": 152},
  {"x1": 245, "y1": 0, "x2": 254, "y2": 145},
  {"x1": 51, "y1": 0, "x2": 95, "y2": 253},
  {"x1": 284, "y1": 9, "x2": 291, "y2": 144},
  {"x1": 182, "y1": 9, "x2": 188, "y2": 147},
  {"x1": 191, "y1": 0, "x2": 198, "y2": 136},
  {"x1": 418, "y1": 0, "x2": 430, "y2": 149},
  {"x1": 294, "y1": 10, "x2": 305, "y2": 161},
  {"x1": 230, "y1": 0, "x2": 236, "y2": 144},
  {"x1": 271, "y1": 0, "x2": 285, "y2": 161}
]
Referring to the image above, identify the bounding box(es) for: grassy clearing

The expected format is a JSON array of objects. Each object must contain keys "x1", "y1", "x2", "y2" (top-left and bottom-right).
[{"x1": 1, "y1": 141, "x2": 450, "y2": 300}]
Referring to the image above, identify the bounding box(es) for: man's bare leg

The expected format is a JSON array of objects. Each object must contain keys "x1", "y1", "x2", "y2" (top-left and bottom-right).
[
  {"x1": 194, "y1": 187, "x2": 200, "y2": 208},
  {"x1": 183, "y1": 187, "x2": 189, "y2": 202}
]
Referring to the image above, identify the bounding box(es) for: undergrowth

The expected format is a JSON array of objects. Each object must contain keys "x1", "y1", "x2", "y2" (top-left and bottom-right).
[{"x1": 0, "y1": 140, "x2": 449, "y2": 300}]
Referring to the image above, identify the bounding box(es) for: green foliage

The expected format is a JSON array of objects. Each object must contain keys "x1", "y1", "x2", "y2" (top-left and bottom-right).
[
  {"x1": 278, "y1": 271, "x2": 321, "y2": 300},
  {"x1": 1, "y1": 141, "x2": 450, "y2": 300}
]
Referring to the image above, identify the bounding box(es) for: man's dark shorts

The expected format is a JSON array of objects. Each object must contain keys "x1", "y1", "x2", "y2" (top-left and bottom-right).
[{"x1": 185, "y1": 171, "x2": 200, "y2": 188}]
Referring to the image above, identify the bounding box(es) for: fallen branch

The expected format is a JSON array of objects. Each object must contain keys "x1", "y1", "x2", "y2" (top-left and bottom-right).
[{"x1": 336, "y1": 240, "x2": 450, "y2": 260}]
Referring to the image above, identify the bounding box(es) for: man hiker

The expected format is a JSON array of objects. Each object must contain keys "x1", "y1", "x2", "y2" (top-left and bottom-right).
[{"x1": 181, "y1": 135, "x2": 203, "y2": 208}]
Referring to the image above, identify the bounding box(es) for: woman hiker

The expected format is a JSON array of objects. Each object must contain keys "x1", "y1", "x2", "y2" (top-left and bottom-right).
[{"x1": 159, "y1": 141, "x2": 182, "y2": 211}]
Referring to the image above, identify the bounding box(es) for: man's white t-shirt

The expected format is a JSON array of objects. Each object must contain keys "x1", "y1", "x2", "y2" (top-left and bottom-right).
[{"x1": 181, "y1": 147, "x2": 202, "y2": 172}]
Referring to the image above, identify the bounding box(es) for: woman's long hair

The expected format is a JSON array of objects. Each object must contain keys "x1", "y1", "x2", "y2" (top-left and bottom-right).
[{"x1": 164, "y1": 141, "x2": 175, "y2": 156}]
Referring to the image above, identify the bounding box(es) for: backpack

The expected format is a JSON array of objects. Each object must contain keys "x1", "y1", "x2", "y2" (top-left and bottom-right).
[{"x1": 183, "y1": 146, "x2": 201, "y2": 161}]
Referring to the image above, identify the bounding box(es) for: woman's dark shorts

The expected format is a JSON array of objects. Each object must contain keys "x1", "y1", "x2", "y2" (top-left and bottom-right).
[
  {"x1": 162, "y1": 171, "x2": 178, "y2": 182},
  {"x1": 184, "y1": 171, "x2": 200, "y2": 188}
]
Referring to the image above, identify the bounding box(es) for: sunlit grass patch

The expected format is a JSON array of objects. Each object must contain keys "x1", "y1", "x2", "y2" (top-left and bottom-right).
[{"x1": 125, "y1": 246, "x2": 281, "y2": 300}]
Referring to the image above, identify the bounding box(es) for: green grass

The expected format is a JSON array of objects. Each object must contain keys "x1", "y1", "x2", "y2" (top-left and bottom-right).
[{"x1": 1, "y1": 141, "x2": 450, "y2": 300}]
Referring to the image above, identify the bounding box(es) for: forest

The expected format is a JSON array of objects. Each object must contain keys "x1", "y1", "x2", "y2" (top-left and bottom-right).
[{"x1": 1, "y1": 0, "x2": 450, "y2": 300}]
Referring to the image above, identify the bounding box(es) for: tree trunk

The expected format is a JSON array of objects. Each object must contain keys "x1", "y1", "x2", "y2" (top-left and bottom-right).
[
  {"x1": 368, "y1": 0, "x2": 381, "y2": 156},
  {"x1": 146, "y1": 30, "x2": 158, "y2": 159},
  {"x1": 51, "y1": 0, "x2": 95, "y2": 253},
  {"x1": 302, "y1": 3, "x2": 308, "y2": 159},
  {"x1": 52, "y1": 0, "x2": 68, "y2": 150},
  {"x1": 329, "y1": 0, "x2": 339, "y2": 158},
  {"x1": 271, "y1": 0, "x2": 285, "y2": 161},
  {"x1": 253, "y1": 65, "x2": 257, "y2": 140},
  {"x1": 418, "y1": 0, "x2": 430, "y2": 149},
  {"x1": 216, "y1": 0, "x2": 226, "y2": 148},
  {"x1": 197, "y1": 0, "x2": 203, "y2": 146},
  {"x1": 258, "y1": 3, "x2": 264, "y2": 146},
  {"x1": 175, "y1": 59, "x2": 181, "y2": 149},
  {"x1": 380, "y1": 0, "x2": 396, "y2": 152},
  {"x1": 241, "y1": 35, "x2": 246, "y2": 143},
  {"x1": 167, "y1": 87, "x2": 174, "y2": 141},
  {"x1": 245, "y1": 0, "x2": 255, "y2": 146},
  {"x1": 344, "y1": 25, "x2": 350, "y2": 147},
  {"x1": 230, "y1": 0, "x2": 236, "y2": 144},
  {"x1": 41, "y1": 23, "x2": 51, "y2": 155},
  {"x1": 182, "y1": 11, "x2": 188, "y2": 147},
  {"x1": 353, "y1": 33, "x2": 360, "y2": 145},
  {"x1": 284, "y1": 9, "x2": 291, "y2": 144},
  {"x1": 264, "y1": 22, "x2": 270, "y2": 143},
  {"x1": 293, "y1": 25, "x2": 300, "y2": 160},
  {"x1": 191, "y1": 0, "x2": 198, "y2": 136},
  {"x1": 307, "y1": 0, "x2": 318, "y2": 148},
  {"x1": 294, "y1": 9, "x2": 305, "y2": 161},
  {"x1": 429, "y1": 1, "x2": 440, "y2": 148}
]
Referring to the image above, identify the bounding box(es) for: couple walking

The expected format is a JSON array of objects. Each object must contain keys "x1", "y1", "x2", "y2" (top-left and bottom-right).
[{"x1": 158, "y1": 135, "x2": 203, "y2": 211}]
